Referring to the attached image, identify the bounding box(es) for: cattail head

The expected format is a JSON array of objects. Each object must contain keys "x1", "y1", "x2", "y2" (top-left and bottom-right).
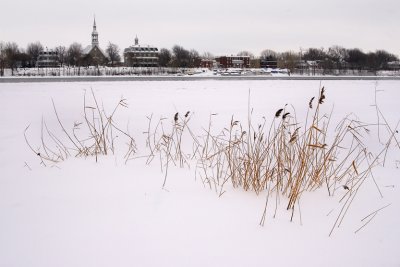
[
  {"x1": 309, "y1": 97, "x2": 315, "y2": 109},
  {"x1": 185, "y1": 111, "x2": 190, "y2": 118},
  {"x1": 282, "y1": 112, "x2": 290, "y2": 120},
  {"x1": 275, "y1": 108, "x2": 284, "y2": 118},
  {"x1": 174, "y1": 112, "x2": 179, "y2": 123},
  {"x1": 319, "y1": 87, "x2": 326, "y2": 104}
]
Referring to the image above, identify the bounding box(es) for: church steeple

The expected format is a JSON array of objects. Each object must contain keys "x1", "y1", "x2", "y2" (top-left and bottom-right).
[
  {"x1": 91, "y1": 16, "x2": 99, "y2": 47},
  {"x1": 135, "y1": 35, "x2": 139, "y2": 45}
]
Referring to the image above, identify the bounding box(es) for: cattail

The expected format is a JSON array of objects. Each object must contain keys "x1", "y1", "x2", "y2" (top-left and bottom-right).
[
  {"x1": 185, "y1": 111, "x2": 190, "y2": 118},
  {"x1": 319, "y1": 87, "x2": 326, "y2": 104},
  {"x1": 309, "y1": 97, "x2": 315, "y2": 109},
  {"x1": 282, "y1": 112, "x2": 290, "y2": 119},
  {"x1": 174, "y1": 112, "x2": 178, "y2": 123},
  {"x1": 275, "y1": 108, "x2": 284, "y2": 118}
]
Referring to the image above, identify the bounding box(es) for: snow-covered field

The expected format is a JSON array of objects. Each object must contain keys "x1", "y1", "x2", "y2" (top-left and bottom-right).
[{"x1": 0, "y1": 80, "x2": 399, "y2": 267}]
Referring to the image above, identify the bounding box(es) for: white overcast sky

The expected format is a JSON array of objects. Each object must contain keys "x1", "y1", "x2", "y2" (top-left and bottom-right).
[{"x1": 1, "y1": 0, "x2": 399, "y2": 57}]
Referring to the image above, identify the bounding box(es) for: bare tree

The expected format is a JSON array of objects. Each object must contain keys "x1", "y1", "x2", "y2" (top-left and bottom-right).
[
  {"x1": 4, "y1": 42, "x2": 20, "y2": 76},
  {"x1": 328, "y1": 45, "x2": 347, "y2": 62},
  {"x1": 303, "y1": 48, "x2": 326, "y2": 61},
  {"x1": 277, "y1": 51, "x2": 300, "y2": 72},
  {"x1": 188, "y1": 49, "x2": 201, "y2": 68},
  {"x1": 106, "y1": 42, "x2": 121, "y2": 67},
  {"x1": 171, "y1": 45, "x2": 190, "y2": 68},
  {"x1": 260, "y1": 49, "x2": 278, "y2": 68},
  {"x1": 260, "y1": 49, "x2": 277, "y2": 59},
  {"x1": 158, "y1": 48, "x2": 171, "y2": 67},
  {"x1": 202, "y1": 51, "x2": 214, "y2": 60},
  {"x1": 237, "y1": 51, "x2": 255, "y2": 59},
  {"x1": 327, "y1": 45, "x2": 348, "y2": 73},
  {"x1": 17, "y1": 49, "x2": 30, "y2": 68},
  {"x1": 373, "y1": 50, "x2": 398, "y2": 70},
  {"x1": 67, "y1": 42, "x2": 83, "y2": 75},
  {"x1": 0, "y1": 41, "x2": 5, "y2": 76},
  {"x1": 26, "y1": 42, "x2": 44, "y2": 67},
  {"x1": 346, "y1": 48, "x2": 367, "y2": 72},
  {"x1": 55, "y1": 46, "x2": 67, "y2": 67},
  {"x1": 67, "y1": 42, "x2": 83, "y2": 67}
]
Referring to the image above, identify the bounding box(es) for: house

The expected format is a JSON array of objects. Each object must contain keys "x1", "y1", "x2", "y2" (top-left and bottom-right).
[
  {"x1": 123, "y1": 36, "x2": 159, "y2": 67},
  {"x1": 387, "y1": 61, "x2": 400, "y2": 70},
  {"x1": 215, "y1": 56, "x2": 250, "y2": 69},
  {"x1": 82, "y1": 17, "x2": 108, "y2": 66},
  {"x1": 36, "y1": 49, "x2": 60, "y2": 67},
  {"x1": 260, "y1": 57, "x2": 278, "y2": 69},
  {"x1": 200, "y1": 59, "x2": 216, "y2": 69}
]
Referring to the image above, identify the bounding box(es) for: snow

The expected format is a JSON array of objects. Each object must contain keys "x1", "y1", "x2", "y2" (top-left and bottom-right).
[
  {"x1": 0, "y1": 80, "x2": 399, "y2": 266},
  {"x1": 6, "y1": 66, "x2": 400, "y2": 77}
]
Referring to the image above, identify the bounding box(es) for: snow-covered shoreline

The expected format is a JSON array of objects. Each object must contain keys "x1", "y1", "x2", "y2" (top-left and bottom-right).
[{"x1": 1, "y1": 75, "x2": 400, "y2": 83}]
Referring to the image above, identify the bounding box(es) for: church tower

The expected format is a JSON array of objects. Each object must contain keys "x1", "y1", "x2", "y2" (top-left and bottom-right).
[
  {"x1": 91, "y1": 16, "x2": 99, "y2": 47},
  {"x1": 135, "y1": 35, "x2": 139, "y2": 46}
]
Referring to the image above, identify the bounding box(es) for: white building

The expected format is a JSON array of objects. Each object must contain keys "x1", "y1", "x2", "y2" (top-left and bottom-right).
[
  {"x1": 36, "y1": 50, "x2": 60, "y2": 68},
  {"x1": 123, "y1": 36, "x2": 159, "y2": 67}
]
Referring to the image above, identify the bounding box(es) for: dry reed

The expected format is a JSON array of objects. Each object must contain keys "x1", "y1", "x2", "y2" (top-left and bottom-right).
[
  {"x1": 25, "y1": 88, "x2": 136, "y2": 164},
  {"x1": 25, "y1": 86, "x2": 397, "y2": 234}
]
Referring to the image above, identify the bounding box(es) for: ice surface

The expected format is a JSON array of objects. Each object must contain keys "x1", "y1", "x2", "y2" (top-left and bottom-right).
[{"x1": 0, "y1": 80, "x2": 399, "y2": 266}]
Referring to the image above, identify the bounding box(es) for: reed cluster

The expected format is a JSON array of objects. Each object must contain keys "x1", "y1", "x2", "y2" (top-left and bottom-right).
[
  {"x1": 145, "y1": 87, "x2": 394, "y2": 230},
  {"x1": 144, "y1": 111, "x2": 198, "y2": 188},
  {"x1": 195, "y1": 89, "x2": 371, "y2": 212},
  {"x1": 25, "y1": 86, "x2": 397, "y2": 233},
  {"x1": 25, "y1": 89, "x2": 136, "y2": 165}
]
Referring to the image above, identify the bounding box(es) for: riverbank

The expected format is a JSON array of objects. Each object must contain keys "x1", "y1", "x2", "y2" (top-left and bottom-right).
[{"x1": 1, "y1": 75, "x2": 400, "y2": 83}]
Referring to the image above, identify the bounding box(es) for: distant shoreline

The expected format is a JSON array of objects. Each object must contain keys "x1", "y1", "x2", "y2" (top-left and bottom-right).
[{"x1": 1, "y1": 75, "x2": 400, "y2": 83}]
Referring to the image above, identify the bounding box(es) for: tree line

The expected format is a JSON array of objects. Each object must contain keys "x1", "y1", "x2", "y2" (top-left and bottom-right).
[
  {"x1": 1, "y1": 40, "x2": 399, "y2": 76},
  {"x1": 259, "y1": 46, "x2": 399, "y2": 74},
  {"x1": 0, "y1": 41, "x2": 122, "y2": 76}
]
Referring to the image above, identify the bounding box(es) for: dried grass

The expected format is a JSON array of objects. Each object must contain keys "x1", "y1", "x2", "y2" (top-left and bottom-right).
[
  {"x1": 25, "y1": 86, "x2": 398, "y2": 234},
  {"x1": 138, "y1": 86, "x2": 396, "y2": 232},
  {"x1": 25, "y1": 89, "x2": 136, "y2": 165}
]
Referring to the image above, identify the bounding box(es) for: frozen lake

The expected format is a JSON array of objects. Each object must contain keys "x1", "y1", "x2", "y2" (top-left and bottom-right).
[{"x1": 0, "y1": 79, "x2": 399, "y2": 267}]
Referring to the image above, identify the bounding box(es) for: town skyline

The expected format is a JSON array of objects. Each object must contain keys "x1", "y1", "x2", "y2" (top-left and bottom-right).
[{"x1": 1, "y1": 0, "x2": 399, "y2": 57}]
